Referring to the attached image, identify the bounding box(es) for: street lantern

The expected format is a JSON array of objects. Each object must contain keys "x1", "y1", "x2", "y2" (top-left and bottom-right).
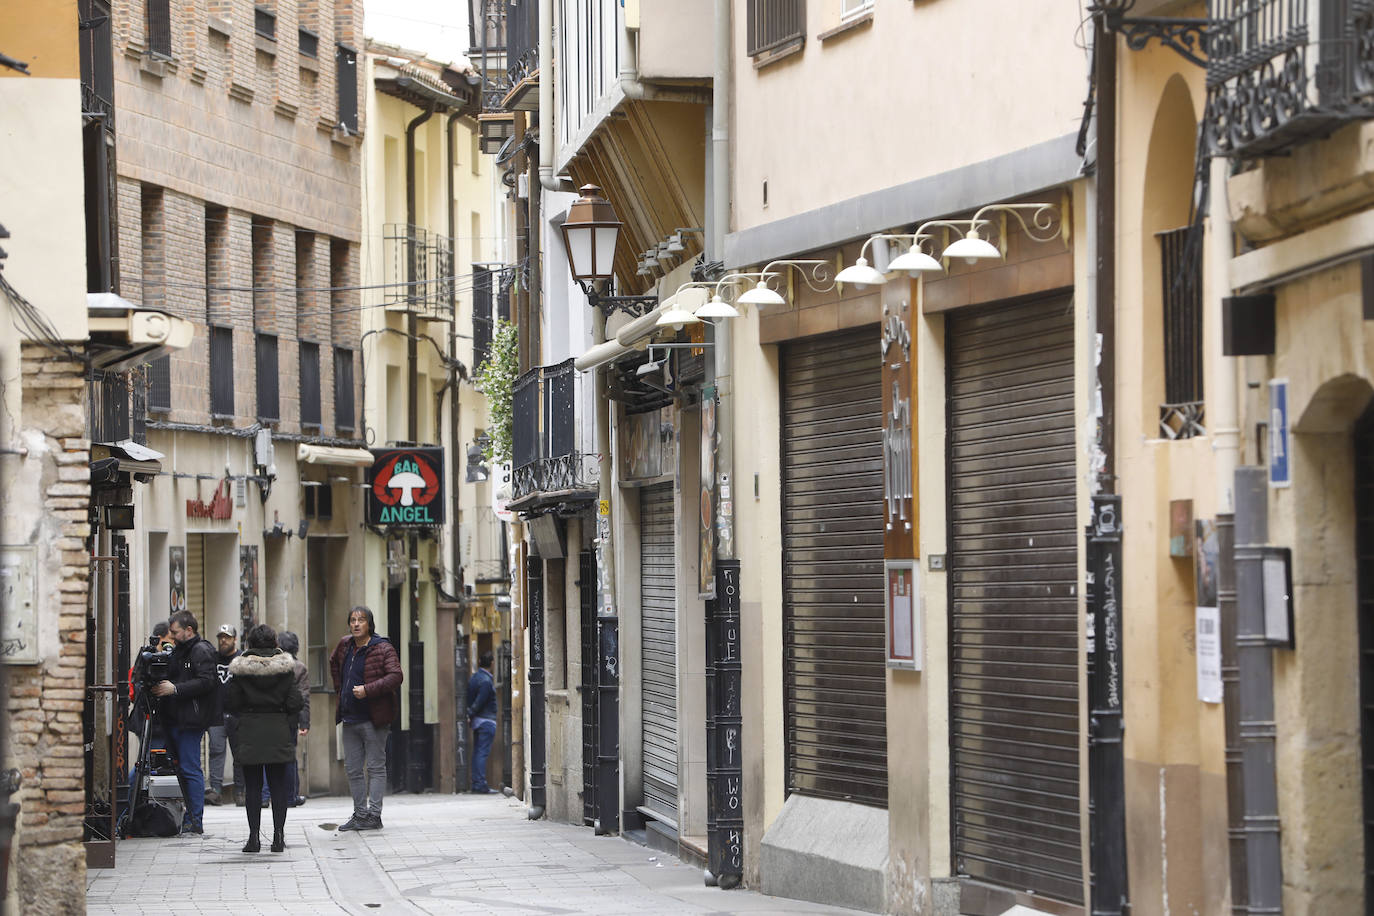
[{"x1": 560, "y1": 185, "x2": 622, "y2": 287}]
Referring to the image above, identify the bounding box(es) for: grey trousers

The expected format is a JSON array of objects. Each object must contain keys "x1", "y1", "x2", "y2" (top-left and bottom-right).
[
  {"x1": 341, "y1": 720, "x2": 388, "y2": 816},
  {"x1": 206, "y1": 723, "x2": 243, "y2": 794}
]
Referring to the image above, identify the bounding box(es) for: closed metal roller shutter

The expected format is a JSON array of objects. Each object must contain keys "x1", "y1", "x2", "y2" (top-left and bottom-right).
[
  {"x1": 781, "y1": 329, "x2": 887, "y2": 808},
  {"x1": 947, "y1": 297, "x2": 1082, "y2": 904},
  {"x1": 185, "y1": 534, "x2": 204, "y2": 621},
  {"x1": 640, "y1": 483, "x2": 678, "y2": 824}
]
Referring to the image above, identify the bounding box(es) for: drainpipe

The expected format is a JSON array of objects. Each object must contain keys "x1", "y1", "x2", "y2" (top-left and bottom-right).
[
  {"x1": 447, "y1": 109, "x2": 471, "y2": 796},
  {"x1": 537, "y1": 0, "x2": 561, "y2": 193},
  {"x1": 1207, "y1": 150, "x2": 1251, "y2": 911},
  {"x1": 406, "y1": 102, "x2": 437, "y2": 794},
  {"x1": 703, "y1": 0, "x2": 742, "y2": 892}
]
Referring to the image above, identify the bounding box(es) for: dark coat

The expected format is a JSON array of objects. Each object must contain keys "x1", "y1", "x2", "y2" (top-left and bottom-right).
[
  {"x1": 329, "y1": 635, "x2": 403, "y2": 728},
  {"x1": 164, "y1": 635, "x2": 219, "y2": 731},
  {"x1": 224, "y1": 649, "x2": 302, "y2": 765}
]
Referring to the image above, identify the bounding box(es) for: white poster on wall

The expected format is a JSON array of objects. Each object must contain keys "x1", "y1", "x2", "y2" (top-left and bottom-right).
[{"x1": 1195, "y1": 605, "x2": 1222, "y2": 704}]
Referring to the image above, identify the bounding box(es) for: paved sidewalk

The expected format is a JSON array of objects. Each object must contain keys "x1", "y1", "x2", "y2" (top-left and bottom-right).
[{"x1": 86, "y1": 793, "x2": 869, "y2": 915}]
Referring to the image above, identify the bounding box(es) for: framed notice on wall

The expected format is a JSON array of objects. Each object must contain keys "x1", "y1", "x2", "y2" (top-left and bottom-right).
[{"x1": 885, "y1": 559, "x2": 920, "y2": 670}]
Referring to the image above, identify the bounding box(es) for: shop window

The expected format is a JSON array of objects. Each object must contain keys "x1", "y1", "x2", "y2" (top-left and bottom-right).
[{"x1": 209, "y1": 326, "x2": 234, "y2": 417}]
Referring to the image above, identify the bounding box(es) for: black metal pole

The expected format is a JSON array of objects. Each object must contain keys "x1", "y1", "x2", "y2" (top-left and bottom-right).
[
  {"x1": 706, "y1": 560, "x2": 743, "y2": 888},
  {"x1": 526, "y1": 556, "x2": 545, "y2": 818},
  {"x1": 1088, "y1": 495, "x2": 1127, "y2": 915}
]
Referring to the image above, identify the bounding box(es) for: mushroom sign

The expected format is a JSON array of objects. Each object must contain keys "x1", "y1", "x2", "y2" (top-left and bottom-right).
[{"x1": 366, "y1": 447, "x2": 446, "y2": 526}]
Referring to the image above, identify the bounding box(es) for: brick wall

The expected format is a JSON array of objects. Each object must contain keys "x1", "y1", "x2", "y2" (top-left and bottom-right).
[{"x1": 8, "y1": 344, "x2": 90, "y2": 916}]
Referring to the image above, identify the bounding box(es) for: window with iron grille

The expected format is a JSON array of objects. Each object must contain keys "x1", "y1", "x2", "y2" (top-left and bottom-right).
[
  {"x1": 146, "y1": 0, "x2": 172, "y2": 58},
  {"x1": 1159, "y1": 226, "x2": 1204, "y2": 439},
  {"x1": 336, "y1": 43, "x2": 358, "y2": 133},
  {"x1": 747, "y1": 0, "x2": 805, "y2": 56},
  {"x1": 334, "y1": 347, "x2": 355, "y2": 432},
  {"x1": 256, "y1": 333, "x2": 279, "y2": 422},
  {"x1": 210, "y1": 326, "x2": 235, "y2": 417},
  {"x1": 254, "y1": 5, "x2": 276, "y2": 40},
  {"x1": 147, "y1": 355, "x2": 171, "y2": 413},
  {"x1": 300, "y1": 342, "x2": 321, "y2": 427}
]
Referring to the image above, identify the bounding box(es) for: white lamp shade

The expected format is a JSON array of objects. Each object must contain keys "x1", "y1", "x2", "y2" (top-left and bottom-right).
[
  {"x1": 835, "y1": 257, "x2": 886, "y2": 287},
  {"x1": 696, "y1": 295, "x2": 739, "y2": 319},
  {"x1": 656, "y1": 305, "x2": 701, "y2": 328},
  {"x1": 942, "y1": 234, "x2": 1001, "y2": 263},
  {"x1": 887, "y1": 247, "x2": 944, "y2": 275},
  {"x1": 738, "y1": 281, "x2": 786, "y2": 306},
  {"x1": 594, "y1": 227, "x2": 618, "y2": 276}
]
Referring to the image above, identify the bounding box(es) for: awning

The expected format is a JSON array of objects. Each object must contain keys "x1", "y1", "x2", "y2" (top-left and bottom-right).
[
  {"x1": 297, "y1": 444, "x2": 375, "y2": 467},
  {"x1": 91, "y1": 440, "x2": 165, "y2": 475},
  {"x1": 87, "y1": 293, "x2": 195, "y2": 371},
  {"x1": 572, "y1": 288, "x2": 707, "y2": 373}
]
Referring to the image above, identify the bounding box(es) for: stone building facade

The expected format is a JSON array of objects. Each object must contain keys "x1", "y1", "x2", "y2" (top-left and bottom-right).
[{"x1": 111, "y1": 0, "x2": 367, "y2": 799}]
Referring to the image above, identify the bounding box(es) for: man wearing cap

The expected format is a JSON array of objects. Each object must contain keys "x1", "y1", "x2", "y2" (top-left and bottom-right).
[{"x1": 205, "y1": 623, "x2": 240, "y2": 806}]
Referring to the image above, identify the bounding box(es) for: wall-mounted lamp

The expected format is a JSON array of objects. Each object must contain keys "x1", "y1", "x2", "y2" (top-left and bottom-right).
[
  {"x1": 735, "y1": 260, "x2": 834, "y2": 308},
  {"x1": 837, "y1": 202, "x2": 1065, "y2": 287},
  {"x1": 560, "y1": 184, "x2": 659, "y2": 318}
]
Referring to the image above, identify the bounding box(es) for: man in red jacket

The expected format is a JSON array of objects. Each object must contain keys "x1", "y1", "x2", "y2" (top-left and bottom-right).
[{"x1": 329, "y1": 606, "x2": 403, "y2": 831}]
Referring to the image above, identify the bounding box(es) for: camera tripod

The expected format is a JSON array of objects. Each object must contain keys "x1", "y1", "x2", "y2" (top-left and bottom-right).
[{"x1": 116, "y1": 679, "x2": 166, "y2": 839}]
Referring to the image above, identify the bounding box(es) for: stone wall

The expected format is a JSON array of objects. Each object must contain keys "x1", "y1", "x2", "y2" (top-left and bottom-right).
[{"x1": 6, "y1": 344, "x2": 89, "y2": 916}]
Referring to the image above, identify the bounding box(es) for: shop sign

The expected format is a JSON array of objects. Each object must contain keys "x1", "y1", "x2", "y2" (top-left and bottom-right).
[{"x1": 367, "y1": 447, "x2": 445, "y2": 526}]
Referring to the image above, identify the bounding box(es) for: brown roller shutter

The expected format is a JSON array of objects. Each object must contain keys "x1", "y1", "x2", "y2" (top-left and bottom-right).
[
  {"x1": 781, "y1": 328, "x2": 887, "y2": 808},
  {"x1": 947, "y1": 296, "x2": 1082, "y2": 904},
  {"x1": 185, "y1": 534, "x2": 205, "y2": 621},
  {"x1": 640, "y1": 483, "x2": 678, "y2": 825}
]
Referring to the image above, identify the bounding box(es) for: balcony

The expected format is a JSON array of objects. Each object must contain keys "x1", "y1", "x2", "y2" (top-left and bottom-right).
[
  {"x1": 1206, "y1": 0, "x2": 1374, "y2": 158},
  {"x1": 499, "y1": 0, "x2": 539, "y2": 111},
  {"x1": 509, "y1": 359, "x2": 598, "y2": 512},
  {"x1": 382, "y1": 224, "x2": 455, "y2": 321},
  {"x1": 464, "y1": 506, "x2": 510, "y2": 584}
]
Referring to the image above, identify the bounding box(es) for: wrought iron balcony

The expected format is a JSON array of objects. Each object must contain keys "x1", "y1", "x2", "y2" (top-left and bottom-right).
[
  {"x1": 1206, "y1": 0, "x2": 1374, "y2": 158},
  {"x1": 382, "y1": 224, "x2": 455, "y2": 322},
  {"x1": 510, "y1": 359, "x2": 597, "y2": 508},
  {"x1": 464, "y1": 506, "x2": 510, "y2": 584}
]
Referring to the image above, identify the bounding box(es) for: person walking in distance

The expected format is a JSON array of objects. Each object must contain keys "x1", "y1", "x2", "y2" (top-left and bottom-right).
[
  {"x1": 150, "y1": 611, "x2": 218, "y2": 834},
  {"x1": 329, "y1": 606, "x2": 402, "y2": 831},
  {"x1": 466, "y1": 650, "x2": 498, "y2": 794},
  {"x1": 225, "y1": 624, "x2": 303, "y2": 853},
  {"x1": 205, "y1": 624, "x2": 240, "y2": 806},
  {"x1": 276, "y1": 630, "x2": 310, "y2": 807}
]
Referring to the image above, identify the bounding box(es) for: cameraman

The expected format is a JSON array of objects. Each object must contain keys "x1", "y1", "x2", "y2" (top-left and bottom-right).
[{"x1": 150, "y1": 611, "x2": 218, "y2": 834}]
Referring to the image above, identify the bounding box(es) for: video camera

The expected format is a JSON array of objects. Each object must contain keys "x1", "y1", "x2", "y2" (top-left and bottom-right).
[{"x1": 133, "y1": 645, "x2": 173, "y2": 687}]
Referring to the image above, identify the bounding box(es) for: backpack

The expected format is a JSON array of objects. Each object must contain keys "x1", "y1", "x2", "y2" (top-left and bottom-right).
[{"x1": 126, "y1": 800, "x2": 180, "y2": 837}]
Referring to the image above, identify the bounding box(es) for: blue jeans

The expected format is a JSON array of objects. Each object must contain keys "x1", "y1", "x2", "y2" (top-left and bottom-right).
[
  {"x1": 471, "y1": 718, "x2": 496, "y2": 792},
  {"x1": 167, "y1": 726, "x2": 206, "y2": 828}
]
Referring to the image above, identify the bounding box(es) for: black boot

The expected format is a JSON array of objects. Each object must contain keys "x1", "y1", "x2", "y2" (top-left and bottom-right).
[
  {"x1": 242, "y1": 833, "x2": 260, "y2": 853},
  {"x1": 270, "y1": 828, "x2": 285, "y2": 853}
]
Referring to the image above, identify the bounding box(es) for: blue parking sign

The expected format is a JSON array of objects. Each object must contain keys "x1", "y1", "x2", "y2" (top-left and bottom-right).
[{"x1": 1269, "y1": 378, "x2": 1290, "y2": 488}]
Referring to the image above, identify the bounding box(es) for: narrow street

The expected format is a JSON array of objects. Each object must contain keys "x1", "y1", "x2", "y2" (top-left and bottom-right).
[{"x1": 85, "y1": 794, "x2": 864, "y2": 915}]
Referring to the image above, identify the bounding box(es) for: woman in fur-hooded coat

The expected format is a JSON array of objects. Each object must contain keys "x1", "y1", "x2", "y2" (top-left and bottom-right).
[{"x1": 225, "y1": 624, "x2": 303, "y2": 852}]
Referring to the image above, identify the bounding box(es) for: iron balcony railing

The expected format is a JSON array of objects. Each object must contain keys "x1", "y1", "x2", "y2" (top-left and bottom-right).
[
  {"x1": 1206, "y1": 0, "x2": 1374, "y2": 157},
  {"x1": 382, "y1": 224, "x2": 456, "y2": 321},
  {"x1": 511, "y1": 359, "x2": 597, "y2": 501},
  {"x1": 465, "y1": 506, "x2": 510, "y2": 584},
  {"x1": 505, "y1": 0, "x2": 538, "y2": 89},
  {"x1": 79, "y1": 0, "x2": 114, "y2": 121}
]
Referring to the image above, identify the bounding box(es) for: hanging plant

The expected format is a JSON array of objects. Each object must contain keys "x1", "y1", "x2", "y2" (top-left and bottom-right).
[{"x1": 474, "y1": 319, "x2": 518, "y2": 465}]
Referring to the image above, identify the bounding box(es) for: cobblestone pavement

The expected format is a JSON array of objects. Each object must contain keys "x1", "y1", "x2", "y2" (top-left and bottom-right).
[{"x1": 86, "y1": 793, "x2": 869, "y2": 915}]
